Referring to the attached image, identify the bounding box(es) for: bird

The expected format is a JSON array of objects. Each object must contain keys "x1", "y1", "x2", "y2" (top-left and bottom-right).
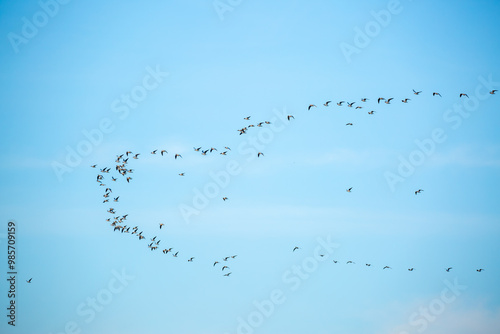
[
  {"x1": 194, "y1": 147, "x2": 201, "y2": 151},
  {"x1": 477, "y1": 269, "x2": 484, "y2": 272},
  {"x1": 332, "y1": 260, "x2": 338, "y2": 263},
  {"x1": 222, "y1": 197, "x2": 228, "y2": 201},
  {"x1": 188, "y1": 257, "x2": 194, "y2": 262},
  {"x1": 346, "y1": 261, "x2": 355, "y2": 264},
  {"x1": 113, "y1": 196, "x2": 119, "y2": 202},
  {"x1": 385, "y1": 98, "x2": 394, "y2": 104},
  {"x1": 90, "y1": 165, "x2": 97, "y2": 168},
  {"x1": 133, "y1": 154, "x2": 140, "y2": 159},
  {"x1": 151, "y1": 150, "x2": 157, "y2": 155},
  {"x1": 257, "y1": 152, "x2": 264, "y2": 157},
  {"x1": 347, "y1": 102, "x2": 355, "y2": 107},
  {"x1": 365, "y1": 264, "x2": 371, "y2": 266},
  {"x1": 433, "y1": 92, "x2": 442, "y2": 97},
  {"x1": 173, "y1": 252, "x2": 178, "y2": 257},
  {"x1": 26, "y1": 278, "x2": 32, "y2": 283},
  {"x1": 377, "y1": 97, "x2": 385, "y2": 104},
  {"x1": 224, "y1": 146, "x2": 231, "y2": 150},
  {"x1": 361, "y1": 98, "x2": 368, "y2": 102},
  {"x1": 383, "y1": 266, "x2": 391, "y2": 269},
  {"x1": 223, "y1": 272, "x2": 232, "y2": 277},
  {"x1": 161, "y1": 150, "x2": 168, "y2": 156},
  {"x1": 337, "y1": 101, "x2": 345, "y2": 106},
  {"x1": 408, "y1": 268, "x2": 414, "y2": 271},
  {"x1": 174, "y1": 154, "x2": 182, "y2": 159},
  {"x1": 220, "y1": 151, "x2": 228, "y2": 155},
  {"x1": 231, "y1": 255, "x2": 237, "y2": 259},
  {"x1": 308, "y1": 104, "x2": 317, "y2": 110},
  {"x1": 346, "y1": 123, "x2": 353, "y2": 126},
  {"x1": 213, "y1": 261, "x2": 219, "y2": 266},
  {"x1": 402, "y1": 98, "x2": 411, "y2": 103},
  {"x1": 244, "y1": 116, "x2": 251, "y2": 120},
  {"x1": 413, "y1": 89, "x2": 422, "y2": 95},
  {"x1": 490, "y1": 90, "x2": 497, "y2": 94},
  {"x1": 324, "y1": 101, "x2": 331, "y2": 106},
  {"x1": 223, "y1": 257, "x2": 230, "y2": 261},
  {"x1": 287, "y1": 115, "x2": 295, "y2": 121},
  {"x1": 159, "y1": 223, "x2": 164, "y2": 229},
  {"x1": 346, "y1": 187, "x2": 352, "y2": 192},
  {"x1": 293, "y1": 247, "x2": 299, "y2": 252},
  {"x1": 368, "y1": 111, "x2": 375, "y2": 115},
  {"x1": 179, "y1": 173, "x2": 185, "y2": 176},
  {"x1": 222, "y1": 266, "x2": 230, "y2": 271},
  {"x1": 460, "y1": 93, "x2": 469, "y2": 98},
  {"x1": 415, "y1": 189, "x2": 424, "y2": 195},
  {"x1": 355, "y1": 106, "x2": 362, "y2": 109},
  {"x1": 126, "y1": 177, "x2": 132, "y2": 183},
  {"x1": 446, "y1": 267, "x2": 452, "y2": 272}
]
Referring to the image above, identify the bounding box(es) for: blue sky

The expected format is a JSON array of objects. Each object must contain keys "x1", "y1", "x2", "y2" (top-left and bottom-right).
[{"x1": 1, "y1": 0, "x2": 500, "y2": 333}]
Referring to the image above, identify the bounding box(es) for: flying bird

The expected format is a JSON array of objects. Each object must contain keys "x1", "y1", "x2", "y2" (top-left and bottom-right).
[
  {"x1": 257, "y1": 152, "x2": 264, "y2": 157},
  {"x1": 408, "y1": 268, "x2": 414, "y2": 271},
  {"x1": 477, "y1": 269, "x2": 484, "y2": 272},
  {"x1": 26, "y1": 278, "x2": 32, "y2": 283},
  {"x1": 337, "y1": 101, "x2": 345, "y2": 106},
  {"x1": 415, "y1": 189, "x2": 424, "y2": 195},
  {"x1": 413, "y1": 89, "x2": 422, "y2": 95},
  {"x1": 222, "y1": 197, "x2": 228, "y2": 201},
  {"x1": 402, "y1": 98, "x2": 411, "y2": 103},
  {"x1": 368, "y1": 111, "x2": 375, "y2": 115},
  {"x1": 346, "y1": 123, "x2": 353, "y2": 126},
  {"x1": 174, "y1": 154, "x2": 182, "y2": 159},
  {"x1": 293, "y1": 247, "x2": 299, "y2": 252},
  {"x1": 377, "y1": 97, "x2": 385, "y2": 104},
  {"x1": 433, "y1": 92, "x2": 442, "y2": 97},
  {"x1": 324, "y1": 101, "x2": 331, "y2": 106},
  {"x1": 224, "y1": 272, "x2": 232, "y2": 277},
  {"x1": 161, "y1": 150, "x2": 168, "y2": 156},
  {"x1": 460, "y1": 93, "x2": 469, "y2": 98},
  {"x1": 446, "y1": 267, "x2": 453, "y2": 272},
  {"x1": 383, "y1": 266, "x2": 391, "y2": 269},
  {"x1": 385, "y1": 98, "x2": 394, "y2": 104},
  {"x1": 490, "y1": 90, "x2": 497, "y2": 94},
  {"x1": 308, "y1": 104, "x2": 317, "y2": 110},
  {"x1": 287, "y1": 115, "x2": 295, "y2": 121},
  {"x1": 346, "y1": 187, "x2": 353, "y2": 192}
]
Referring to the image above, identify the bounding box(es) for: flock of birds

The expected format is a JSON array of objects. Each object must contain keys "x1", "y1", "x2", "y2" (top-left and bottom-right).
[
  {"x1": 305, "y1": 89, "x2": 497, "y2": 126},
  {"x1": 83, "y1": 88, "x2": 497, "y2": 281},
  {"x1": 291, "y1": 247, "x2": 484, "y2": 272},
  {"x1": 92, "y1": 149, "x2": 241, "y2": 277}
]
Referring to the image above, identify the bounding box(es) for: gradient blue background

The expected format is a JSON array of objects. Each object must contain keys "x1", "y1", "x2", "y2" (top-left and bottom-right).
[{"x1": 1, "y1": 0, "x2": 499, "y2": 333}]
